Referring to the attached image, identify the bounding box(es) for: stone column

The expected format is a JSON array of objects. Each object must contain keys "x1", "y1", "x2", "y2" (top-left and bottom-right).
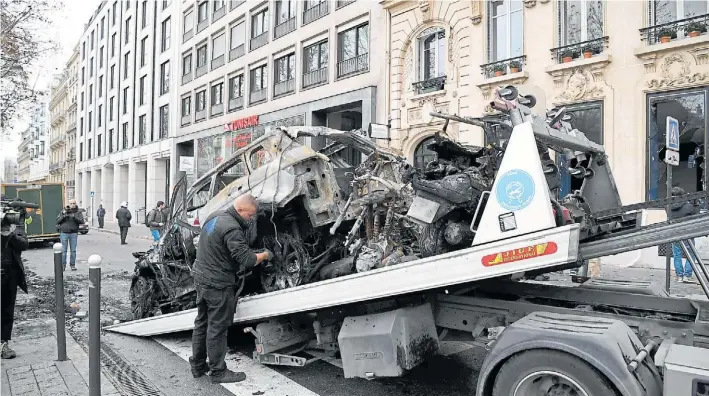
[
  {"x1": 113, "y1": 164, "x2": 129, "y2": 222},
  {"x1": 81, "y1": 171, "x2": 91, "y2": 210},
  {"x1": 146, "y1": 157, "x2": 168, "y2": 209},
  {"x1": 128, "y1": 161, "x2": 147, "y2": 224},
  {"x1": 102, "y1": 165, "x2": 114, "y2": 214}
]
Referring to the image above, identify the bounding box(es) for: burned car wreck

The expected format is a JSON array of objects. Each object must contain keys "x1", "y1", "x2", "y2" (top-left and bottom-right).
[{"x1": 129, "y1": 86, "x2": 634, "y2": 319}]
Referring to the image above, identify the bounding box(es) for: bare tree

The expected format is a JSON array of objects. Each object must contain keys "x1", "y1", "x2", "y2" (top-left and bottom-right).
[{"x1": 0, "y1": 0, "x2": 62, "y2": 135}]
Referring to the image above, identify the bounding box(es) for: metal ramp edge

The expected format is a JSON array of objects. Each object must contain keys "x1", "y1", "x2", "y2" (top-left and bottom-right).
[{"x1": 105, "y1": 225, "x2": 579, "y2": 336}]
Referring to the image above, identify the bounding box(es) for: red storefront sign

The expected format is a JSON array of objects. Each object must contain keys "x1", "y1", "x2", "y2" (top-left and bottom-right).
[
  {"x1": 224, "y1": 115, "x2": 259, "y2": 132},
  {"x1": 224, "y1": 132, "x2": 252, "y2": 149}
]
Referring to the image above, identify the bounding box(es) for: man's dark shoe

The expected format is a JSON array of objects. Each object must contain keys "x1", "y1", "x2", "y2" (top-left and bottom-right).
[
  {"x1": 1, "y1": 342, "x2": 17, "y2": 359},
  {"x1": 210, "y1": 369, "x2": 246, "y2": 383}
]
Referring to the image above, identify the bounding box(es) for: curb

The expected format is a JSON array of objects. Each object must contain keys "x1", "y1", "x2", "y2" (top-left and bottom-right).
[{"x1": 95, "y1": 227, "x2": 154, "y2": 241}]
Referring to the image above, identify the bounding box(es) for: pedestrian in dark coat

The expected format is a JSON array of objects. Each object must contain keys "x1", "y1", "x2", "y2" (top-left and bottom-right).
[
  {"x1": 116, "y1": 202, "x2": 132, "y2": 245},
  {"x1": 1, "y1": 216, "x2": 29, "y2": 359},
  {"x1": 190, "y1": 194, "x2": 271, "y2": 383},
  {"x1": 97, "y1": 205, "x2": 106, "y2": 228}
]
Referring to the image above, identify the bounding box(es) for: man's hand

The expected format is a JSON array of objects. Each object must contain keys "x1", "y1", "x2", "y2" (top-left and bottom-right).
[
  {"x1": 254, "y1": 249, "x2": 273, "y2": 265},
  {"x1": 263, "y1": 249, "x2": 274, "y2": 261}
]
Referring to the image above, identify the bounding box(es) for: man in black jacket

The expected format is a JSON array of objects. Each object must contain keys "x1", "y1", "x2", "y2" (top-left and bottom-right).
[
  {"x1": 116, "y1": 202, "x2": 132, "y2": 245},
  {"x1": 56, "y1": 199, "x2": 85, "y2": 271},
  {"x1": 190, "y1": 194, "x2": 271, "y2": 383},
  {"x1": 1, "y1": 211, "x2": 29, "y2": 359}
]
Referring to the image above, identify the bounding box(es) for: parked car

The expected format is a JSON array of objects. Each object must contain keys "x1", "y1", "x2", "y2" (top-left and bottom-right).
[{"x1": 78, "y1": 208, "x2": 89, "y2": 234}]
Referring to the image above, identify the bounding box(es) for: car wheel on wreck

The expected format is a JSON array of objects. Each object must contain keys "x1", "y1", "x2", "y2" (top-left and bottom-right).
[
  {"x1": 260, "y1": 233, "x2": 311, "y2": 293},
  {"x1": 130, "y1": 276, "x2": 160, "y2": 319}
]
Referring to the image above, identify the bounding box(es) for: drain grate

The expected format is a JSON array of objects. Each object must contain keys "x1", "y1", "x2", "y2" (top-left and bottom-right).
[{"x1": 101, "y1": 343, "x2": 163, "y2": 396}]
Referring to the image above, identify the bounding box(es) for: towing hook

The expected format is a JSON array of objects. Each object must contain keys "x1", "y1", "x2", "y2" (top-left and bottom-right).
[{"x1": 243, "y1": 327, "x2": 258, "y2": 338}]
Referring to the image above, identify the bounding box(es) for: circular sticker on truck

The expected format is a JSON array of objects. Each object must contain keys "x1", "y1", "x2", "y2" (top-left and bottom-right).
[{"x1": 496, "y1": 169, "x2": 535, "y2": 211}]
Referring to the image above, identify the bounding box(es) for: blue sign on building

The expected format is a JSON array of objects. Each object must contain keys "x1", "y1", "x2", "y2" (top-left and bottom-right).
[
  {"x1": 666, "y1": 116, "x2": 680, "y2": 152},
  {"x1": 496, "y1": 169, "x2": 536, "y2": 212}
]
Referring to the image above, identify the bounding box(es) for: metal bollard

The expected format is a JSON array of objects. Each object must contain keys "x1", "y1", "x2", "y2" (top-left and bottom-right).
[
  {"x1": 53, "y1": 243, "x2": 67, "y2": 361},
  {"x1": 88, "y1": 254, "x2": 102, "y2": 396}
]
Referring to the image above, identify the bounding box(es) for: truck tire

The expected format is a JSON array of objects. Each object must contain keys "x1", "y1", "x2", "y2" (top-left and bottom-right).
[{"x1": 492, "y1": 349, "x2": 618, "y2": 396}]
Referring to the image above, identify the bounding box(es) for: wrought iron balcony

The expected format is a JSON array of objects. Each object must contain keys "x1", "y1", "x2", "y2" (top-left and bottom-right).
[
  {"x1": 337, "y1": 53, "x2": 368, "y2": 78},
  {"x1": 228, "y1": 96, "x2": 244, "y2": 112},
  {"x1": 250, "y1": 31, "x2": 268, "y2": 51},
  {"x1": 250, "y1": 88, "x2": 267, "y2": 104},
  {"x1": 337, "y1": 0, "x2": 355, "y2": 9},
  {"x1": 303, "y1": 67, "x2": 328, "y2": 88},
  {"x1": 550, "y1": 36, "x2": 608, "y2": 64},
  {"x1": 412, "y1": 75, "x2": 446, "y2": 95},
  {"x1": 274, "y1": 17, "x2": 296, "y2": 39},
  {"x1": 274, "y1": 79, "x2": 295, "y2": 97},
  {"x1": 640, "y1": 13, "x2": 709, "y2": 45},
  {"x1": 229, "y1": 44, "x2": 245, "y2": 62},
  {"x1": 303, "y1": 2, "x2": 329, "y2": 25},
  {"x1": 212, "y1": 54, "x2": 225, "y2": 70},
  {"x1": 480, "y1": 55, "x2": 526, "y2": 79}
]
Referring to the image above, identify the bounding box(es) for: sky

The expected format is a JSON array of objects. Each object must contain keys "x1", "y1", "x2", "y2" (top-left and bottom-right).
[{"x1": 4, "y1": 0, "x2": 100, "y2": 153}]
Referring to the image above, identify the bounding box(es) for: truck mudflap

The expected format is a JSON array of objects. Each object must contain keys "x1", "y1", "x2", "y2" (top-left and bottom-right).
[{"x1": 475, "y1": 312, "x2": 662, "y2": 396}]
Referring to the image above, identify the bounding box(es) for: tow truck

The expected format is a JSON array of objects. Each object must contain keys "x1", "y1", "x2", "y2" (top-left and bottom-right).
[{"x1": 107, "y1": 86, "x2": 709, "y2": 396}]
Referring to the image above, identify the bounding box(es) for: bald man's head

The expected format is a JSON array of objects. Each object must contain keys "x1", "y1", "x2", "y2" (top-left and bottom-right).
[{"x1": 234, "y1": 194, "x2": 258, "y2": 221}]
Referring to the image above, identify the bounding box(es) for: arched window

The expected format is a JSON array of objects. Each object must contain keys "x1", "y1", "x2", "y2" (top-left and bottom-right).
[{"x1": 414, "y1": 137, "x2": 438, "y2": 170}]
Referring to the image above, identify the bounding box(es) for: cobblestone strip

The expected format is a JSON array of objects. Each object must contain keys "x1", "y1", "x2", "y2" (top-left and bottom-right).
[{"x1": 6, "y1": 363, "x2": 74, "y2": 396}]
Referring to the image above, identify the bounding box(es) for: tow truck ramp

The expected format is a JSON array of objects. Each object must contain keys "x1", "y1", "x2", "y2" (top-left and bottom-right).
[{"x1": 106, "y1": 212, "x2": 709, "y2": 337}]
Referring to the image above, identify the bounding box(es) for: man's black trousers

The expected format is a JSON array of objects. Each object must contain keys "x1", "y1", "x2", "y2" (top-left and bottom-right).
[
  {"x1": 98, "y1": 216, "x2": 104, "y2": 228},
  {"x1": 1, "y1": 268, "x2": 19, "y2": 341},
  {"x1": 119, "y1": 227, "x2": 128, "y2": 243},
  {"x1": 191, "y1": 282, "x2": 237, "y2": 376}
]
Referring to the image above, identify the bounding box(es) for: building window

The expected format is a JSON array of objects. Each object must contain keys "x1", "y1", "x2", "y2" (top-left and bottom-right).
[
  {"x1": 139, "y1": 76, "x2": 146, "y2": 105},
  {"x1": 211, "y1": 82, "x2": 224, "y2": 105},
  {"x1": 88, "y1": 138, "x2": 92, "y2": 159},
  {"x1": 122, "y1": 87, "x2": 128, "y2": 114},
  {"x1": 414, "y1": 27, "x2": 446, "y2": 94},
  {"x1": 275, "y1": 0, "x2": 296, "y2": 38},
  {"x1": 122, "y1": 122, "x2": 129, "y2": 149},
  {"x1": 110, "y1": 65, "x2": 115, "y2": 88},
  {"x1": 100, "y1": 17, "x2": 105, "y2": 38},
  {"x1": 337, "y1": 23, "x2": 369, "y2": 77},
  {"x1": 414, "y1": 137, "x2": 437, "y2": 170},
  {"x1": 251, "y1": 8, "x2": 269, "y2": 39},
  {"x1": 198, "y1": 1, "x2": 208, "y2": 24},
  {"x1": 184, "y1": 10, "x2": 194, "y2": 40},
  {"x1": 80, "y1": 118, "x2": 83, "y2": 136},
  {"x1": 212, "y1": 33, "x2": 225, "y2": 68},
  {"x1": 229, "y1": 21, "x2": 245, "y2": 59},
  {"x1": 162, "y1": 17, "x2": 171, "y2": 52},
  {"x1": 197, "y1": 43, "x2": 208, "y2": 70},
  {"x1": 98, "y1": 105, "x2": 102, "y2": 127},
  {"x1": 163, "y1": 0, "x2": 171, "y2": 10},
  {"x1": 141, "y1": 0, "x2": 147, "y2": 28},
  {"x1": 653, "y1": 0, "x2": 707, "y2": 25},
  {"x1": 111, "y1": 33, "x2": 116, "y2": 57},
  {"x1": 89, "y1": 84, "x2": 93, "y2": 104},
  {"x1": 159, "y1": 105, "x2": 169, "y2": 139},
  {"x1": 125, "y1": 17, "x2": 131, "y2": 44},
  {"x1": 98, "y1": 76, "x2": 103, "y2": 97},
  {"x1": 229, "y1": 75, "x2": 244, "y2": 99},
  {"x1": 274, "y1": 53, "x2": 295, "y2": 96},
  {"x1": 487, "y1": 0, "x2": 523, "y2": 62},
  {"x1": 97, "y1": 134, "x2": 102, "y2": 156},
  {"x1": 558, "y1": 101, "x2": 604, "y2": 198},
  {"x1": 112, "y1": 1, "x2": 117, "y2": 25},
  {"x1": 250, "y1": 65, "x2": 267, "y2": 102},
  {"x1": 647, "y1": 89, "x2": 707, "y2": 200},
  {"x1": 213, "y1": 0, "x2": 225, "y2": 14},
  {"x1": 196, "y1": 90, "x2": 206, "y2": 120},
  {"x1": 91, "y1": 30, "x2": 94, "y2": 49},
  {"x1": 80, "y1": 142, "x2": 83, "y2": 161},
  {"x1": 89, "y1": 57, "x2": 94, "y2": 77},
  {"x1": 109, "y1": 97, "x2": 114, "y2": 121},
  {"x1": 139, "y1": 115, "x2": 146, "y2": 144},
  {"x1": 183, "y1": 54, "x2": 192, "y2": 76},
  {"x1": 81, "y1": 67, "x2": 85, "y2": 85},
  {"x1": 99, "y1": 47, "x2": 104, "y2": 68},
  {"x1": 109, "y1": 129, "x2": 114, "y2": 153},
  {"x1": 559, "y1": 0, "x2": 603, "y2": 46},
  {"x1": 141, "y1": 37, "x2": 147, "y2": 66},
  {"x1": 88, "y1": 111, "x2": 92, "y2": 131},
  {"x1": 124, "y1": 52, "x2": 130, "y2": 79},
  {"x1": 181, "y1": 96, "x2": 191, "y2": 117},
  {"x1": 160, "y1": 61, "x2": 170, "y2": 95}
]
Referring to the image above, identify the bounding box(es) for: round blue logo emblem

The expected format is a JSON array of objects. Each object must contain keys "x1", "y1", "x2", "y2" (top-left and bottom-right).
[{"x1": 496, "y1": 169, "x2": 535, "y2": 211}]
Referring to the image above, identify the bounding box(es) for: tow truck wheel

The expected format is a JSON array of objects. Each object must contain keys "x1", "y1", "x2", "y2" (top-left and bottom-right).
[{"x1": 492, "y1": 350, "x2": 618, "y2": 396}]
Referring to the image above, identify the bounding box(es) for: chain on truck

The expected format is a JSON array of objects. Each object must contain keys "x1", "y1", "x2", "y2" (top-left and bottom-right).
[{"x1": 108, "y1": 85, "x2": 709, "y2": 396}]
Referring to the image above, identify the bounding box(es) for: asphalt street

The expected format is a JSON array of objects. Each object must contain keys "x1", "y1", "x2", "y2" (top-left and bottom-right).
[{"x1": 13, "y1": 231, "x2": 707, "y2": 396}]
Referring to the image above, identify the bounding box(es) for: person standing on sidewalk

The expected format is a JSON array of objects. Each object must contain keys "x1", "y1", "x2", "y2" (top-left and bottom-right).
[
  {"x1": 96, "y1": 204, "x2": 106, "y2": 229},
  {"x1": 190, "y1": 194, "x2": 271, "y2": 383},
  {"x1": 1, "y1": 208, "x2": 29, "y2": 359},
  {"x1": 667, "y1": 186, "x2": 699, "y2": 283},
  {"x1": 56, "y1": 199, "x2": 84, "y2": 271},
  {"x1": 147, "y1": 201, "x2": 167, "y2": 242},
  {"x1": 116, "y1": 202, "x2": 132, "y2": 245}
]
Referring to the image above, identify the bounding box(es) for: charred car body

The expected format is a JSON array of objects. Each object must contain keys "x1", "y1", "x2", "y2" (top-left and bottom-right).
[{"x1": 129, "y1": 86, "x2": 636, "y2": 319}]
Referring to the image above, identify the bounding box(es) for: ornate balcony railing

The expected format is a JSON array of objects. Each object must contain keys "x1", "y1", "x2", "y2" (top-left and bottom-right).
[
  {"x1": 640, "y1": 13, "x2": 709, "y2": 45},
  {"x1": 303, "y1": 67, "x2": 328, "y2": 88},
  {"x1": 274, "y1": 79, "x2": 295, "y2": 97},
  {"x1": 480, "y1": 55, "x2": 526, "y2": 79},
  {"x1": 550, "y1": 36, "x2": 608, "y2": 64},
  {"x1": 412, "y1": 75, "x2": 447, "y2": 95},
  {"x1": 250, "y1": 31, "x2": 268, "y2": 51},
  {"x1": 228, "y1": 96, "x2": 244, "y2": 112},
  {"x1": 337, "y1": 53, "x2": 368, "y2": 78},
  {"x1": 303, "y1": 2, "x2": 329, "y2": 25},
  {"x1": 274, "y1": 17, "x2": 296, "y2": 39},
  {"x1": 229, "y1": 44, "x2": 245, "y2": 62},
  {"x1": 250, "y1": 88, "x2": 267, "y2": 104}
]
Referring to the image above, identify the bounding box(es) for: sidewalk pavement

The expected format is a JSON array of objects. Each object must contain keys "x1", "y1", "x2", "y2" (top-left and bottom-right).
[
  {"x1": 93, "y1": 219, "x2": 154, "y2": 241},
  {"x1": 1, "y1": 319, "x2": 119, "y2": 396}
]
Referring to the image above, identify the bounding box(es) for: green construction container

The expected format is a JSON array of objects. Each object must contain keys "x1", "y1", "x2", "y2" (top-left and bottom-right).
[{"x1": 1, "y1": 182, "x2": 64, "y2": 242}]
